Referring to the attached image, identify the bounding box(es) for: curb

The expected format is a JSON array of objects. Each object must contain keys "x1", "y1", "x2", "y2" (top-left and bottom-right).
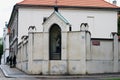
[
  {"x1": 0, "y1": 66, "x2": 12, "y2": 78},
  {"x1": 1, "y1": 65, "x2": 120, "y2": 79}
]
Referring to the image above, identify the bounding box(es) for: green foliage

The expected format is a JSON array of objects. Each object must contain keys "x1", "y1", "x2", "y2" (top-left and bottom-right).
[
  {"x1": 0, "y1": 44, "x2": 3, "y2": 63},
  {"x1": 105, "y1": 78, "x2": 120, "y2": 80},
  {"x1": 0, "y1": 44, "x2": 3, "y2": 55},
  {"x1": 118, "y1": 17, "x2": 120, "y2": 36}
]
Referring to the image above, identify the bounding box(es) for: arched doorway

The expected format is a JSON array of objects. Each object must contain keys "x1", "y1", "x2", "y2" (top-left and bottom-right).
[{"x1": 49, "y1": 24, "x2": 61, "y2": 60}]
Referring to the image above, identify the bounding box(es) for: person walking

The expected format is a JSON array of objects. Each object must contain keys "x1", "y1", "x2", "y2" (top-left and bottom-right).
[
  {"x1": 13, "y1": 55, "x2": 16, "y2": 67},
  {"x1": 9, "y1": 56, "x2": 12, "y2": 68}
]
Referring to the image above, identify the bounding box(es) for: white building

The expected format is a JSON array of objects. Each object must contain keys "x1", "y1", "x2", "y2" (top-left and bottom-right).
[
  {"x1": 8, "y1": 0, "x2": 120, "y2": 74},
  {"x1": 17, "y1": 10, "x2": 120, "y2": 74},
  {"x1": 8, "y1": 0, "x2": 120, "y2": 59},
  {"x1": 8, "y1": 0, "x2": 120, "y2": 43},
  {"x1": 2, "y1": 23, "x2": 9, "y2": 64}
]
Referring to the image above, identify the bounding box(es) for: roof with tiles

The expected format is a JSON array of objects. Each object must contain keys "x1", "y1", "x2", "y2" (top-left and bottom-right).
[{"x1": 17, "y1": 0, "x2": 119, "y2": 8}]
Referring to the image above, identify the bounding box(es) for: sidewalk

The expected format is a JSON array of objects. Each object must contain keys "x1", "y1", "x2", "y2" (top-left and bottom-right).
[
  {"x1": 0, "y1": 65, "x2": 30, "y2": 78},
  {"x1": 1, "y1": 64, "x2": 120, "y2": 79}
]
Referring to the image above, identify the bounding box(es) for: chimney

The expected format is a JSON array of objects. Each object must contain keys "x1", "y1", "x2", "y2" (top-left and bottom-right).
[
  {"x1": 54, "y1": 6, "x2": 58, "y2": 12},
  {"x1": 113, "y1": 0, "x2": 117, "y2": 5}
]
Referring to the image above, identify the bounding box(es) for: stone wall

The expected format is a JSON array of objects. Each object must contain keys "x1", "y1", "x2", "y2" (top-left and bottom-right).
[
  {"x1": 17, "y1": 36, "x2": 28, "y2": 73},
  {"x1": 87, "y1": 39, "x2": 113, "y2": 73},
  {"x1": 17, "y1": 27, "x2": 119, "y2": 75}
]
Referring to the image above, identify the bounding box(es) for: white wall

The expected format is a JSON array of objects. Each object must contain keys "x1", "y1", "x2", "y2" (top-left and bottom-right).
[
  {"x1": 3, "y1": 35, "x2": 9, "y2": 64},
  {"x1": 18, "y1": 7, "x2": 117, "y2": 43},
  {"x1": 17, "y1": 28, "x2": 120, "y2": 74},
  {"x1": 91, "y1": 40, "x2": 113, "y2": 60},
  {"x1": 17, "y1": 38, "x2": 28, "y2": 73},
  {"x1": 87, "y1": 39, "x2": 114, "y2": 73},
  {"x1": 2, "y1": 27, "x2": 9, "y2": 64}
]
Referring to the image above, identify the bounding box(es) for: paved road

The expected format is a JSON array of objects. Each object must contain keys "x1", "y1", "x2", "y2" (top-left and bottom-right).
[
  {"x1": 1, "y1": 66, "x2": 120, "y2": 80},
  {"x1": 0, "y1": 68, "x2": 102, "y2": 80},
  {"x1": 0, "y1": 68, "x2": 38, "y2": 80},
  {"x1": 0, "y1": 68, "x2": 113, "y2": 80}
]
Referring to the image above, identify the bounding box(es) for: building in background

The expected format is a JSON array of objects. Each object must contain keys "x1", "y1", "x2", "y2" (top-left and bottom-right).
[{"x1": 2, "y1": 22, "x2": 9, "y2": 64}]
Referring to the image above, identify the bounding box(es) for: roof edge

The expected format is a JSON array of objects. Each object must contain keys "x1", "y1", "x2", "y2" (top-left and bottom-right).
[
  {"x1": 8, "y1": 3, "x2": 120, "y2": 27},
  {"x1": 8, "y1": 5, "x2": 18, "y2": 28},
  {"x1": 102, "y1": 0, "x2": 119, "y2": 8},
  {"x1": 43, "y1": 11, "x2": 70, "y2": 25},
  {"x1": 16, "y1": 4, "x2": 120, "y2": 11}
]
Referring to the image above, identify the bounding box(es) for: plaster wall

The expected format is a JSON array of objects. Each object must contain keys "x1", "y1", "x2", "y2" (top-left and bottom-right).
[
  {"x1": 18, "y1": 7, "x2": 117, "y2": 43},
  {"x1": 17, "y1": 31, "x2": 120, "y2": 74},
  {"x1": 2, "y1": 32, "x2": 9, "y2": 64},
  {"x1": 31, "y1": 33, "x2": 43, "y2": 74},
  {"x1": 87, "y1": 40, "x2": 114, "y2": 73},
  {"x1": 17, "y1": 46, "x2": 22, "y2": 70},
  {"x1": 91, "y1": 40, "x2": 113, "y2": 60},
  {"x1": 67, "y1": 32, "x2": 82, "y2": 60},
  {"x1": 17, "y1": 39, "x2": 28, "y2": 73},
  {"x1": 16, "y1": 8, "x2": 119, "y2": 74},
  {"x1": 27, "y1": 32, "x2": 43, "y2": 74}
]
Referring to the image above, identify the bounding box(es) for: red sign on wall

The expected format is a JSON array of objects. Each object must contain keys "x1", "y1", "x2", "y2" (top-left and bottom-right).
[{"x1": 92, "y1": 40, "x2": 100, "y2": 46}]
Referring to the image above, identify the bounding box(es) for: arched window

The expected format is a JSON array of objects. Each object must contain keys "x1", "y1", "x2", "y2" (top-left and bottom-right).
[{"x1": 49, "y1": 24, "x2": 61, "y2": 60}]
